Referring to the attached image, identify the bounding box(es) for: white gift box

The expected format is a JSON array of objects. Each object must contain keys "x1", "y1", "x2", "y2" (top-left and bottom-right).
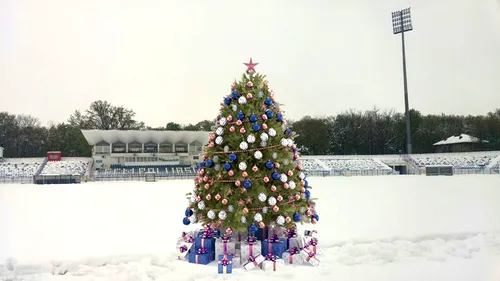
[
  {"x1": 282, "y1": 251, "x2": 304, "y2": 265},
  {"x1": 176, "y1": 242, "x2": 193, "y2": 260},
  {"x1": 231, "y1": 254, "x2": 242, "y2": 268},
  {"x1": 240, "y1": 241, "x2": 261, "y2": 263},
  {"x1": 243, "y1": 254, "x2": 265, "y2": 270},
  {"x1": 261, "y1": 259, "x2": 285, "y2": 272},
  {"x1": 288, "y1": 237, "x2": 307, "y2": 249},
  {"x1": 299, "y1": 248, "x2": 320, "y2": 267},
  {"x1": 215, "y1": 239, "x2": 236, "y2": 257}
]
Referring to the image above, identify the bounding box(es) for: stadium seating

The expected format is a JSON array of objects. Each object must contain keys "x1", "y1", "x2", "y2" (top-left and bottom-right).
[
  {"x1": 0, "y1": 160, "x2": 42, "y2": 178},
  {"x1": 95, "y1": 164, "x2": 197, "y2": 178},
  {"x1": 318, "y1": 158, "x2": 392, "y2": 171},
  {"x1": 40, "y1": 159, "x2": 92, "y2": 176},
  {"x1": 299, "y1": 159, "x2": 327, "y2": 171},
  {"x1": 412, "y1": 152, "x2": 499, "y2": 170}
]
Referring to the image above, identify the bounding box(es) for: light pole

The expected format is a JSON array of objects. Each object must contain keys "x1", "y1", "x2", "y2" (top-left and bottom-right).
[{"x1": 392, "y1": 7, "x2": 413, "y2": 154}]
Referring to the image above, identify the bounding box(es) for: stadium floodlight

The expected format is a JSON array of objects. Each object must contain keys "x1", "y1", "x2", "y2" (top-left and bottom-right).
[{"x1": 392, "y1": 7, "x2": 413, "y2": 154}]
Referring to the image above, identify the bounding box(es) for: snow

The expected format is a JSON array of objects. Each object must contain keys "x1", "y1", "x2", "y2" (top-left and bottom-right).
[
  {"x1": 1, "y1": 175, "x2": 500, "y2": 281},
  {"x1": 433, "y1": 133, "x2": 487, "y2": 146}
]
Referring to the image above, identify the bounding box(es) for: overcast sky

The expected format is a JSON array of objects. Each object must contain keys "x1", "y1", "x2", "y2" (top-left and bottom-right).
[{"x1": 1, "y1": 0, "x2": 500, "y2": 127}]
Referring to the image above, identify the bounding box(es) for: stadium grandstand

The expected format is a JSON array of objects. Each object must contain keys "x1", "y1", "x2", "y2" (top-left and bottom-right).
[{"x1": 1, "y1": 130, "x2": 499, "y2": 184}]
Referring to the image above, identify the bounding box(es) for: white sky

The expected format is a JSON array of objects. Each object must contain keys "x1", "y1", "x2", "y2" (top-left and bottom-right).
[{"x1": 1, "y1": 0, "x2": 500, "y2": 127}]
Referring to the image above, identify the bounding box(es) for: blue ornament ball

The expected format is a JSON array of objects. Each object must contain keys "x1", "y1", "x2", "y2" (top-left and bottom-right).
[
  {"x1": 223, "y1": 162, "x2": 232, "y2": 171},
  {"x1": 224, "y1": 97, "x2": 231, "y2": 105},
  {"x1": 264, "y1": 97, "x2": 273, "y2": 106},
  {"x1": 249, "y1": 114, "x2": 258, "y2": 123},
  {"x1": 276, "y1": 113, "x2": 283, "y2": 122},
  {"x1": 231, "y1": 91, "x2": 239, "y2": 99},
  {"x1": 271, "y1": 171, "x2": 280, "y2": 180},
  {"x1": 293, "y1": 213, "x2": 301, "y2": 222},
  {"x1": 252, "y1": 123, "x2": 261, "y2": 132},
  {"x1": 243, "y1": 180, "x2": 252, "y2": 189},
  {"x1": 305, "y1": 189, "x2": 311, "y2": 199},
  {"x1": 249, "y1": 223, "x2": 258, "y2": 234},
  {"x1": 265, "y1": 110, "x2": 274, "y2": 119},
  {"x1": 265, "y1": 160, "x2": 274, "y2": 170},
  {"x1": 304, "y1": 180, "x2": 309, "y2": 187},
  {"x1": 312, "y1": 214, "x2": 319, "y2": 221},
  {"x1": 285, "y1": 128, "x2": 292, "y2": 135},
  {"x1": 229, "y1": 153, "x2": 238, "y2": 162},
  {"x1": 206, "y1": 159, "x2": 214, "y2": 168},
  {"x1": 183, "y1": 217, "x2": 191, "y2": 225},
  {"x1": 237, "y1": 111, "x2": 245, "y2": 120},
  {"x1": 199, "y1": 162, "x2": 206, "y2": 168},
  {"x1": 185, "y1": 208, "x2": 193, "y2": 217}
]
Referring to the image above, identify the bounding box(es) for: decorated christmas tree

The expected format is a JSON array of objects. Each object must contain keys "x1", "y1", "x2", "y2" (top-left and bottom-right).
[{"x1": 184, "y1": 59, "x2": 319, "y2": 233}]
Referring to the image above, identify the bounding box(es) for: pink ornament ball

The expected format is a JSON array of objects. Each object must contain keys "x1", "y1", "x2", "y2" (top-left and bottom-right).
[
  {"x1": 287, "y1": 170, "x2": 293, "y2": 177},
  {"x1": 209, "y1": 142, "x2": 215, "y2": 148},
  {"x1": 222, "y1": 198, "x2": 228, "y2": 205},
  {"x1": 215, "y1": 193, "x2": 222, "y2": 200},
  {"x1": 196, "y1": 196, "x2": 202, "y2": 202},
  {"x1": 285, "y1": 216, "x2": 291, "y2": 223},
  {"x1": 236, "y1": 120, "x2": 243, "y2": 126},
  {"x1": 258, "y1": 221, "x2": 265, "y2": 228},
  {"x1": 227, "y1": 115, "x2": 233, "y2": 122},
  {"x1": 294, "y1": 194, "x2": 300, "y2": 200},
  {"x1": 261, "y1": 114, "x2": 268, "y2": 120},
  {"x1": 240, "y1": 127, "x2": 246, "y2": 134},
  {"x1": 230, "y1": 126, "x2": 236, "y2": 132},
  {"x1": 242, "y1": 171, "x2": 248, "y2": 178},
  {"x1": 306, "y1": 209, "x2": 312, "y2": 216},
  {"x1": 263, "y1": 176, "x2": 270, "y2": 183},
  {"x1": 300, "y1": 187, "x2": 306, "y2": 193},
  {"x1": 203, "y1": 176, "x2": 209, "y2": 182},
  {"x1": 252, "y1": 165, "x2": 259, "y2": 172},
  {"x1": 243, "y1": 207, "x2": 249, "y2": 214},
  {"x1": 247, "y1": 93, "x2": 253, "y2": 99},
  {"x1": 204, "y1": 183, "x2": 210, "y2": 190},
  {"x1": 274, "y1": 163, "x2": 280, "y2": 169},
  {"x1": 247, "y1": 82, "x2": 253, "y2": 88},
  {"x1": 311, "y1": 218, "x2": 317, "y2": 224},
  {"x1": 235, "y1": 180, "x2": 241, "y2": 187},
  {"x1": 272, "y1": 205, "x2": 279, "y2": 213},
  {"x1": 226, "y1": 227, "x2": 233, "y2": 235},
  {"x1": 206, "y1": 194, "x2": 212, "y2": 200},
  {"x1": 270, "y1": 185, "x2": 277, "y2": 192},
  {"x1": 228, "y1": 170, "x2": 234, "y2": 177},
  {"x1": 262, "y1": 124, "x2": 268, "y2": 130},
  {"x1": 277, "y1": 195, "x2": 283, "y2": 201},
  {"x1": 283, "y1": 183, "x2": 289, "y2": 189}
]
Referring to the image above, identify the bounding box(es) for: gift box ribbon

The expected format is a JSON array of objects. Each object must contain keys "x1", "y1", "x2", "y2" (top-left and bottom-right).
[
  {"x1": 219, "y1": 257, "x2": 231, "y2": 274},
  {"x1": 269, "y1": 234, "x2": 280, "y2": 243},
  {"x1": 306, "y1": 251, "x2": 317, "y2": 262},
  {"x1": 287, "y1": 229, "x2": 297, "y2": 238},
  {"x1": 309, "y1": 238, "x2": 317, "y2": 253},
  {"x1": 197, "y1": 247, "x2": 208, "y2": 254},
  {"x1": 265, "y1": 254, "x2": 277, "y2": 271}
]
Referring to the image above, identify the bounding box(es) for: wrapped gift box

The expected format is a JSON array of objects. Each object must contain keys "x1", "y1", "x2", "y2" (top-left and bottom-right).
[
  {"x1": 215, "y1": 237, "x2": 236, "y2": 257},
  {"x1": 188, "y1": 248, "x2": 213, "y2": 265},
  {"x1": 287, "y1": 237, "x2": 306, "y2": 250},
  {"x1": 231, "y1": 253, "x2": 241, "y2": 268},
  {"x1": 299, "y1": 248, "x2": 320, "y2": 267},
  {"x1": 178, "y1": 231, "x2": 196, "y2": 244},
  {"x1": 217, "y1": 254, "x2": 232, "y2": 274},
  {"x1": 305, "y1": 237, "x2": 318, "y2": 255},
  {"x1": 243, "y1": 254, "x2": 265, "y2": 270},
  {"x1": 261, "y1": 235, "x2": 286, "y2": 258},
  {"x1": 240, "y1": 237, "x2": 262, "y2": 263},
  {"x1": 195, "y1": 233, "x2": 215, "y2": 252},
  {"x1": 282, "y1": 248, "x2": 303, "y2": 265},
  {"x1": 261, "y1": 255, "x2": 285, "y2": 272},
  {"x1": 177, "y1": 243, "x2": 193, "y2": 260}
]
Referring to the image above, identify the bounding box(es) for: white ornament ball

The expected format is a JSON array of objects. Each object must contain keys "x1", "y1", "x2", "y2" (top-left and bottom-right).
[
  {"x1": 268, "y1": 196, "x2": 277, "y2": 206},
  {"x1": 215, "y1": 136, "x2": 223, "y2": 145},
  {"x1": 189, "y1": 215, "x2": 197, "y2": 224},
  {"x1": 239, "y1": 141, "x2": 249, "y2": 150},
  {"x1": 232, "y1": 105, "x2": 238, "y2": 111},
  {"x1": 269, "y1": 128, "x2": 277, "y2": 137},
  {"x1": 228, "y1": 205, "x2": 234, "y2": 212},
  {"x1": 213, "y1": 155, "x2": 219, "y2": 163},
  {"x1": 280, "y1": 138, "x2": 288, "y2": 147},
  {"x1": 247, "y1": 134, "x2": 256, "y2": 143},
  {"x1": 254, "y1": 213, "x2": 263, "y2": 222},
  {"x1": 254, "y1": 150, "x2": 263, "y2": 159},
  {"x1": 280, "y1": 174, "x2": 288, "y2": 182},
  {"x1": 283, "y1": 159, "x2": 290, "y2": 165},
  {"x1": 289, "y1": 181, "x2": 296, "y2": 189},
  {"x1": 216, "y1": 127, "x2": 224, "y2": 136},
  {"x1": 272, "y1": 152, "x2": 278, "y2": 159},
  {"x1": 218, "y1": 210, "x2": 227, "y2": 220},
  {"x1": 258, "y1": 192, "x2": 267, "y2": 202},
  {"x1": 260, "y1": 141, "x2": 267, "y2": 147},
  {"x1": 287, "y1": 139, "x2": 293, "y2": 147},
  {"x1": 241, "y1": 216, "x2": 247, "y2": 223},
  {"x1": 224, "y1": 146, "x2": 230, "y2": 152},
  {"x1": 207, "y1": 209, "x2": 216, "y2": 220},
  {"x1": 238, "y1": 162, "x2": 247, "y2": 171},
  {"x1": 258, "y1": 91, "x2": 264, "y2": 98},
  {"x1": 260, "y1": 133, "x2": 269, "y2": 141},
  {"x1": 219, "y1": 118, "x2": 227, "y2": 126},
  {"x1": 198, "y1": 201, "x2": 206, "y2": 210},
  {"x1": 276, "y1": 215, "x2": 285, "y2": 226},
  {"x1": 300, "y1": 207, "x2": 307, "y2": 214},
  {"x1": 238, "y1": 96, "x2": 247, "y2": 104},
  {"x1": 214, "y1": 164, "x2": 221, "y2": 171},
  {"x1": 262, "y1": 206, "x2": 268, "y2": 213},
  {"x1": 299, "y1": 172, "x2": 306, "y2": 180}
]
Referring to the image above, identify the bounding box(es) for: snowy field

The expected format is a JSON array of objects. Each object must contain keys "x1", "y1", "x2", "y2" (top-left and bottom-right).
[{"x1": 1, "y1": 175, "x2": 500, "y2": 281}]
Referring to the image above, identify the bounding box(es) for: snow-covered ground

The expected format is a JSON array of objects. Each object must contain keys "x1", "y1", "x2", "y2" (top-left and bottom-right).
[{"x1": 1, "y1": 175, "x2": 500, "y2": 281}]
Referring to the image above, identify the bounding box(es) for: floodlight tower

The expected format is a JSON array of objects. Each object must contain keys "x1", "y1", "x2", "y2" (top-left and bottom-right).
[{"x1": 392, "y1": 7, "x2": 413, "y2": 154}]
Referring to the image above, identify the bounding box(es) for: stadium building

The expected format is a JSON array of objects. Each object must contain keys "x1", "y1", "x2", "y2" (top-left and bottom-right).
[{"x1": 81, "y1": 130, "x2": 210, "y2": 176}]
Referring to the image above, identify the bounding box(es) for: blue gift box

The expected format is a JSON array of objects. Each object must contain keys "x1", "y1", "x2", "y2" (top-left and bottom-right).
[
  {"x1": 261, "y1": 238, "x2": 286, "y2": 258},
  {"x1": 188, "y1": 250, "x2": 213, "y2": 265},
  {"x1": 254, "y1": 227, "x2": 269, "y2": 241},
  {"x1": 195, "y1": 236, "x2": 215, "y2": 252},
  {"x1": 218, "y1": 254, "x2": 233, "y2": 274}
]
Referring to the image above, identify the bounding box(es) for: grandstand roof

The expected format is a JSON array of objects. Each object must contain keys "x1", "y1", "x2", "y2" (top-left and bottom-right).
[
  {"x1": 81, "y1": 130, "x2": 210, "y2": 145},
  {"x1": 433, "y1": 134, "x2": 488, "y2": 146}
]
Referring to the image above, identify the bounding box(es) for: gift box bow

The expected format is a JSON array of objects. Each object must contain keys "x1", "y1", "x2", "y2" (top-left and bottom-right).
[
  {"x1": 197, "y1": 247, "x2": 209, "y2": 254},
  {"x1": 245, "y1": 236, "x2": 257, "y2": 244},
  {"x1": 219, "y1": 258, "x2": 232, "y2": 266},
  {"x1": 287, "y1": 229, "x2": 297, "y2": 238},
  {"x1": 269, "y1": 234, "x2": 281, "y2": 243},
  {"x1": 307, "y1": 251, "x2": 316, "y2": 259},
  {"x1": 289, "y1": 247, "x2": 299, "y2": 255},
  {"x1": 200, "y1": 230, "x2": 214, "y2": 239},
  {"x1": 309, "y1": 238, "x2": 318, "y2": 246},
  {"x1": 265, "y1": 254, "x2": 277, "y2": 261},
  {"x1": 220, "y1": 235, "x2": 232, "y2": 242},
  {"x1": 179, "y1": 245, "x2": 188, "y2": 253}
]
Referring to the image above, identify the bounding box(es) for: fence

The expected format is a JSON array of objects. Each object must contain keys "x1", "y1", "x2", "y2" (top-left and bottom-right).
[{"x1": 0, "y1": 176, "x2": 34, "y2": 184}]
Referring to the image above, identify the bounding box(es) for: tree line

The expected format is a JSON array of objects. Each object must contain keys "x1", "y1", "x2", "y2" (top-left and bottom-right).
[{"x1": 1, "y1": 100, "x2": 499, "y2": 158}]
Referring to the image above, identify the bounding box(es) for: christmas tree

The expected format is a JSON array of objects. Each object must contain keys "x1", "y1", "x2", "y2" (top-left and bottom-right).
[{"x1": 184, "y1": 59, "x2": 319, "y2": 233}]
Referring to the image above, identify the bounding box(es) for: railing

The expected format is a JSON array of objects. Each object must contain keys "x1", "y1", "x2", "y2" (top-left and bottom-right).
[
  {"x1": 35, "y1": 157, "x2": 49, "y2": 176},
  {"x1": 0, "y1": 176, "x2": 34, "y2": 184},
  {"x1": 403, "y1": 154, "x2": 420, "y2": 175}
]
